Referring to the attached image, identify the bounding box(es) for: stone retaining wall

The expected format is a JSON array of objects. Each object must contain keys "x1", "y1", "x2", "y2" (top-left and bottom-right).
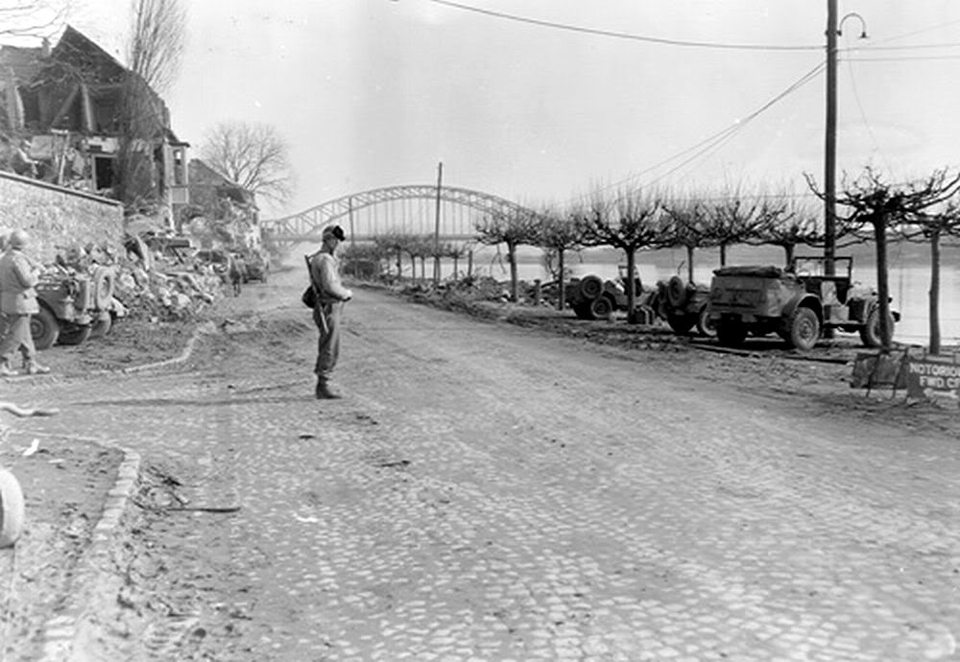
[{"x1": 0, "y1": 171, "x2": 123, "y2": 264}]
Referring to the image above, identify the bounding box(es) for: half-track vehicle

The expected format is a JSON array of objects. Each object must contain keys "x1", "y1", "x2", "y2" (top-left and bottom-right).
[
  {"x1": 565, "y1": 265, "x2": 643, "y2": 321},
  {"x1": 707, "y1": 255, "x2": 899, "y2": 351}
]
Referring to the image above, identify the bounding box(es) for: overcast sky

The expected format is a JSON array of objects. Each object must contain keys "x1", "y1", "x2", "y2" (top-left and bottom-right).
[{"x1": 62, "y1": 1, "x2": 960, "y2": 217}]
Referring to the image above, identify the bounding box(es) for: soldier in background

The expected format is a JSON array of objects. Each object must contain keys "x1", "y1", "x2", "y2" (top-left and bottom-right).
[{"x1": 0, "y1": 230, "x2": 49, "y2": 376}]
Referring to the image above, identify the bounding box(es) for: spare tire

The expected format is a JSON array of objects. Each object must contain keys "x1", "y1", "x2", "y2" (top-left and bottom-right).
[
  {"x1": 92, "y1": 266, "x2": 116, "y2": 310},
  {"x1": 666, "y1": 276, "x2": 688, "y2": 309},
  {"x1": 579, "y1": 275, "x2": 603, "y2": 300}
]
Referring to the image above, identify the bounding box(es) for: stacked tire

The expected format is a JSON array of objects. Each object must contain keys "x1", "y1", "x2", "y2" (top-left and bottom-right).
[{"x1": 572, "y1": 275, "x2": 614, "y2": 321}]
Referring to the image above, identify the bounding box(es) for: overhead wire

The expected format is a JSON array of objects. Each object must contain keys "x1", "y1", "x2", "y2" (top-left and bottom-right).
[
  {"x1": 429, "y1": 0, "x2": 821, "y2": 52},
  {"x1": 840, "y1": 37, "x2": 893, "y2": 174},
  {"x1": 589, "y1": 61, "x2": 825, "y2": 197}
]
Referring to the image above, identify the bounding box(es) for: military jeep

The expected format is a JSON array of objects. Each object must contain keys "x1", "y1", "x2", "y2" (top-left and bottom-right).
[
  {"x1": 31, "y1": 265, "x2": 118, "y2": 349},
  {"x1": 565, "y1": 266, "x2": 643, "y2": 321},
  {"x1": 707, "y1": 256, "x2": 899, "y2": 351},
  {"x1": 649, "y1": 275, "x2": 714, "y2": 337}
]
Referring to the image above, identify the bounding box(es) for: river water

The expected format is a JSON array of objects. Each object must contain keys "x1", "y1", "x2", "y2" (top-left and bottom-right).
[{"x1": 457, "y1": 244, "x2": 960, "y2": 347}]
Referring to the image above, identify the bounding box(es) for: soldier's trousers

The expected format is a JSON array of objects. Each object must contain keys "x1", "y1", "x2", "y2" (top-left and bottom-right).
[
  {"x1": 313, "y1": 302, "x2": 341, "y2": 379},
  {"x1": 0, "y1": 314, "x2": 37, "y2": 364}
]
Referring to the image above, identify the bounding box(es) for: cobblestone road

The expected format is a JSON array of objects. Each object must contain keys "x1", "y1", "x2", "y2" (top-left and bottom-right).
[{"x1": 15, "y1": 282, "x2": 960, "y2": 661}]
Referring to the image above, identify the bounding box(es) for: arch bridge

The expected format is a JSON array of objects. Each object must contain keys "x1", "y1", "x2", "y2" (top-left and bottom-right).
[{"x1": 261, "y1": 184, "x2": 540, "y2": 246}]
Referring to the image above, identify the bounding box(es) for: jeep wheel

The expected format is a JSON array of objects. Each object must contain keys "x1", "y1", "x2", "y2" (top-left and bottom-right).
[
  {"x1": 788, "y1": 307, "x2": 820, "y2": 351},
  {"x1": 58, "y1": 323, "x2": 92, "y2": 346},
  {"x1": 696, "y1": 304, "x2": 716, "y2": 338},
  {"x1": 716, "y1": 322, "x2": 747, "y2": 347},
  {"x1": 666, "y1": 312, "x2": 695, "y2": 335},
  {"x1": 589, "y1": 296, "x2": 614, "y2": 321},
  {"x1": 91, "y1": 266, "x2": 116, "y2": 310},
  {"x1": 860, "y1": 307, "x2": 895, "y2": 348},
  {"x1": 580, "y1": 275, "x2": 604, "y2": 300},
  {"x1": 30, "y1": 307, "x2": 59, "y2": 350}
]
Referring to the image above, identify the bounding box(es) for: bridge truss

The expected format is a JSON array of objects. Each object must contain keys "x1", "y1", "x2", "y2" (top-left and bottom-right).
[{"x1": 261, "y1": 184, "x2": 539, "y2": 245}]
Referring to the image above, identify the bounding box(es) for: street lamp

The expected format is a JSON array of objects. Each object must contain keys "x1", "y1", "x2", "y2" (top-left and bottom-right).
[{"x1": 824, "y1": 2, "x2": 867, "y2": 278}]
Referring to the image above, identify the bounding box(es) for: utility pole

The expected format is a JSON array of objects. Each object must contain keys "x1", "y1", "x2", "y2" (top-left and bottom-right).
[
  {"x1": 824, "y1": 0, "x2": 838, "y2": 278},
  {"x1": 433, "y1": 161, "x2": 443, "y2": 284}
]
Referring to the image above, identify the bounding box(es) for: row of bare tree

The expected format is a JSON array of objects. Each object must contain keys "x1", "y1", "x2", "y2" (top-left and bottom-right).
[{"x1": 343, "y1": 167, "x2": 960, "y2": 354}]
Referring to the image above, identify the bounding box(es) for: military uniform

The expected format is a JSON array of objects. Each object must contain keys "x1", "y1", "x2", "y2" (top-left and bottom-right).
[
  {"x1": 308, "y1": 225, "x2": 352, "y2": 398},
  {"x1": 0, "y1": 236, "x2": 48, "y2": 375}
]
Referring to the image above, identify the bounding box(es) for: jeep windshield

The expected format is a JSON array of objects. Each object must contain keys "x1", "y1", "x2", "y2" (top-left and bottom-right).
[{"x1": 790, "y1": 256, "x2": 852, "y2": 278}]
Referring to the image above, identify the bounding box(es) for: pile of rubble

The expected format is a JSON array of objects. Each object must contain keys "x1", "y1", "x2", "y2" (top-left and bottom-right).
[{"x1": 52, "y1": 236, "x2": 226, "y2": 322}]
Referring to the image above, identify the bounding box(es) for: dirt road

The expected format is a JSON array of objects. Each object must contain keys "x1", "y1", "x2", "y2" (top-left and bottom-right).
[{"x1": 10, "y1": 265, "x2": 960, "y2": 661}]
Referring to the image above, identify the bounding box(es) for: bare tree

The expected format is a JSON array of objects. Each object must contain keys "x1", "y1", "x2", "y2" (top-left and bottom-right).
[
  {"x1": 705, "y1": 184, "x2": 769, "y2": 267},
  {"x1": 902, "y1": 197, "x2": 960, "y2": 354},
  {"x1": 808, "y1": 167, "x2": 960, "y2": 352},
  {"x1": 128, "y1": 0, "x2": 185, "y2": 94},
  {"x1": 751, "y1": 195, "x2": 822, "y2": 267},
  {"x1": 115, "y1": 0, "x2": 185, "y2": 208},
  {"x1": 200, "y1": 121, "x2": 295, "y2": 208},
  {"x1": 475, "y1": 209, "x2": 540, "y2": 302},
  {"x1": 373, "y1": 231, "x2": 407, "y2": 280},
  {"x1": 576, "y1": 187, "x2": 667, "y2": 319},
  {"x1": 537, "y1": 206, "x2": 585, "y2": 310},
  {"x1": 443, "y1": 241, "x2": 471, "y2": 283},
  {"x1": 0, "y1": 0, "x2": 67, "y2": 41},
  {"x1": 661, "y1": 195, "x2": 711, "y2": 283}
]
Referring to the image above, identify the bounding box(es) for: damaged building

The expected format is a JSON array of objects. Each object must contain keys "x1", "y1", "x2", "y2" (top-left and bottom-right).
[{"x1": 0, "y1": 25, "x2": 189, "y2": 227}]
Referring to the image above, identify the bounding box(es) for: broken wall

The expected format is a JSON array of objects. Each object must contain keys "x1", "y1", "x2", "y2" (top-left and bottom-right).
[{"x1": 0, "y1": 171, "x2": 122, "y2": 263}]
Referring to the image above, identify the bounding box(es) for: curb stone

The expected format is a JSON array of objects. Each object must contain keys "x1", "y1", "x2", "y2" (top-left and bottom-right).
[
  {"x1": 34, "y1": 321, "x2": 212, "y2": 660},
  {"x1": 37, "y1": 443, "x2": 141, "y2": 662}
]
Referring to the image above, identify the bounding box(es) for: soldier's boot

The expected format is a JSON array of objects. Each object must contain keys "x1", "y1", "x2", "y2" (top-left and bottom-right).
[
  {"x1": 23, "y1": 360, "x2": 50, "y2": 375},
  {"x1": 0, "y1": 360, "x2": 17, "y2": 377},
  {"x1": 315, "y1": 377, "x2": 341, "y2": 400}
]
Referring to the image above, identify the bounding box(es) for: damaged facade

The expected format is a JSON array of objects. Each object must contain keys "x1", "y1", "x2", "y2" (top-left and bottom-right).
[
  {"x1": 0, "y1": 25, "x2": 189, "y2": 227},
  {"x1": 185, "y1": 158, "x2": 261, "y2": 249}
]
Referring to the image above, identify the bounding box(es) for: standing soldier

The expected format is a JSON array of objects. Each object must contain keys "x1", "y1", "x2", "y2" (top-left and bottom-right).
[
  {"x1": 307, "y1": 225, "x2": 352, "y2": 399},
  {"x1": 0, "y1": 230, "x2": 50, "y2": 376}
]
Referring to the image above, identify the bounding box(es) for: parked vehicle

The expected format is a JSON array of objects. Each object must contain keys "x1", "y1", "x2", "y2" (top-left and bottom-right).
[
  {"x1": 240, "y1": 249, "x2": 269, "y2": 283},
  {"x1": 565, "y1": 266, "x2": 643, "y2": 321},
  {"x1": 30, "y1": 265, "x2": 122, "y2": 349},
  {"x1": 649, "y1": 276, "x2": 714, "y2": 337},
  {"x1": 194, "y1": 248, "x2": 231, "y2": 282},
  {"x1": 707, "y1": 255, "x2": 899, "y2": 351}
]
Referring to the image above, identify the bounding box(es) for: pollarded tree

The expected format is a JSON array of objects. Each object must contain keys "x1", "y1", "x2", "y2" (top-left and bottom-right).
[
  {"x1": 537, "y1": 206, "x2": 587, "y2": 310},
  {"x1": 752, "y1": 195, "x2": 823, "y2": 267},
  {"x1": 405, "y1": 235, "x2": 433, "y2": 283},
  {"x1": 661, "y1": 195, "x2": 711, "y2": 284},
  {"x1": 475, "y1": 209, "x2": 540, "y2": 302},
  {"x1": 902, "y1": 196, "x2": 960, "y2": 354},
  {"x1": 443, "y1": 241, "x2": 471, "y2": 283},
  {"x1": 705, "y1": 183, "x2": 771, "y2": 267},
  {"x1": 373, "y1": 231, "x2": 407, "y2": 280},
  {"x1": 808, "y1": 166, "x2": 960, "y2": 352},
  {"x1": 576, "y1": 187, "x2": 667, "y2": 318}
]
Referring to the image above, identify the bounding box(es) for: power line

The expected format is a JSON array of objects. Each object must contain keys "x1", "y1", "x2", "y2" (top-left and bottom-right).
[
  {"x1": 429, "y1": 0, "x2": 821, "y2": 52},
  {"x1": 865, "y1": 16, "x2": 960, "y2": 46},
  {"x1": 598, "y1": 61, "x2": 826, "y2": 194},
  {"x1": 843, "y1": 50, "x2": 893, "y2": 174},
  {"x1": 847, "y1": 54, "x2": 960, "y2": 62}
]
